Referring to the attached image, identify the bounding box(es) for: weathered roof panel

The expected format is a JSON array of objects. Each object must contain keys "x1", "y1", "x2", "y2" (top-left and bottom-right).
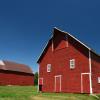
[{"x1": 0, "y1": 60, "x2": 34, "y2": 74}]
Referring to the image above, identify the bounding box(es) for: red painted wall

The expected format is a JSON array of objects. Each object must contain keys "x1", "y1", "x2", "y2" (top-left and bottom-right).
[
  {"x1": 82, "y1": 74, "x2": 90, "y2": 93},
  {"x1": 91, "y1": 53, "x2": 100, "y2": 93},
  {"x1": 0, "y1": 70, "x2": 34, "y2": 86},
  {"x1": 39, "y1": 29, "x2": 90, "y2": 93}
]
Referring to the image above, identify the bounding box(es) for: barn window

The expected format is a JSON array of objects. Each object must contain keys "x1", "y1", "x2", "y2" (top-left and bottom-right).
[
  {"x1": 70, "y1": 59, "x2": 75, "y2": 69},
  {"x1": 98, "y1": 77, "x2": 100, "y2": 83},
  {"x1": 47, "y1": 64, "x2": 51, "y2": 72}
]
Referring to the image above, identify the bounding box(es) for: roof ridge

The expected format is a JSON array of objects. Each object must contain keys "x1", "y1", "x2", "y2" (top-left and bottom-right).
[{"x1": 37, "y1": 27, "x2": 100, "y2": 63}]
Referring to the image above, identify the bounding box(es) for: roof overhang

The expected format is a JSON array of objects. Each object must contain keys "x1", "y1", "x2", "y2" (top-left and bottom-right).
[{"x1": 37, "y1": 27, "x2": 100, "y2": 63}]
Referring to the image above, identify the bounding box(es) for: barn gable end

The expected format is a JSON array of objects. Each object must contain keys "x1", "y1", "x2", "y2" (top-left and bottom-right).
[{"x1": 37, "y1": 27, "x2": 100, "y2": 94}]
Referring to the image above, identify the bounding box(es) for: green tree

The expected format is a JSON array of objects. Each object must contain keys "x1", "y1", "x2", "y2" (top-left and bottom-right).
[{"x1": 34, "y1": 72, "x2": 38, "y2": 86}]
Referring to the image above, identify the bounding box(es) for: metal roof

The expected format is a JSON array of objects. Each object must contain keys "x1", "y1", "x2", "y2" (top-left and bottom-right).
[
  {"x1": 37, "y1": 27, "x2": 100, "y2": 63},
  {"x1": 0, "y1": 60, "x2": 34, "y2": 74}
]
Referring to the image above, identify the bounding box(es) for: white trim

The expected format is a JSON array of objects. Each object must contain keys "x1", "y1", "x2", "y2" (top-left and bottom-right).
[
  {"x1": 81, "y1": 73, "x2": 90, "y2": 75},
  {"x1": 54, "y1": 75, "x2": 62, "y2": 92},
  {"x1": 37, "y1": 27, "x2": 90, "y2": 63},
  {"x1": 37, "y1": 40, "x2": 50, "y2": 63},
  {"x1": 70, "y1": 59, "x2": 75, "y2": 69},
  {"x1": 89, "y1": 50, "x2": 93, "y2": 94},
  {"x1": 37, "y1": 27, "x2": 100, "y2": 63},
  {"x1": 37, "y1": 29, "x2": 54, "y2": 63},
  {"x1": 54, "y1": 76, "x2": 56, "y2": 92},
  {"x1": 81, "y1": 73, "x2": 83, "y2": 93},
  {"x1": 54, "y1": 27, "x2": 91, "y2": 50},
  {"x1": 98, "y1": 77, "x2": 100, "y2": 83},
  {"x1": 54, "y1": 75, "x2": 62, "y2": 77},
  {"x1": 81, "y1": 73, "x2": 90, "y2": 93},
  {"x1": 47, "y1": 64, "x2": 51, "y2": 72},
  {"x1": 54, "y1": 27, "x2": 93, "y2": 94}
]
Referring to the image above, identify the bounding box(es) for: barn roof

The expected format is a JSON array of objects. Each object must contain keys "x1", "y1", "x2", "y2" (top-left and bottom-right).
[
  {"x1": 37, "y1": 27, "x2": 100, "y2": 63},
  {"x1": 0, "y1": 60, "x2": 34, "y2": 74}
]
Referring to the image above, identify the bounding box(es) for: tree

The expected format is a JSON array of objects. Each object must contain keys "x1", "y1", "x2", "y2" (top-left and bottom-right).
[{"x1": 34, "y1": 72, "x2": 38, "y2": 86}]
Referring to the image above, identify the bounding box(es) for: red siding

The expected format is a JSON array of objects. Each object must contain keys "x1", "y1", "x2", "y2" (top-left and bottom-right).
[
  {"x1": 0, "y1": 70, "x2": 34, "y2": 86},
  {"x1": 55, "y1": 76, "x2": 61, "y2": 92},
  {"x1": 91, "y1": 53, "x2": 100, "y2": 93},
  {"x1": 82, "y1": 74, "x2": 90, "y2": 93},
  {"x1": 39, "y1": 78, "x2": 43, "y2": 85},
  {"x1": 39, "y1": 29, "x2": 90, "y2": 93}
]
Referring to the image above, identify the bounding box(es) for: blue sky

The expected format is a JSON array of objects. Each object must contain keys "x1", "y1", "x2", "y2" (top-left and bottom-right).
[{"x1": 0, "y1": 0, "x2": 100, "y2": 72}]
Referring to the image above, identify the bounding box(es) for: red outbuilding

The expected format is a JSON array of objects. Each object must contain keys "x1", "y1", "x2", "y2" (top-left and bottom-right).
[
  {"x1": 0, "y1": 60, "x2": 34, "y2": 86},
  {"x1": 37, "y1": 27, "x2": 100, "y2": 94}
]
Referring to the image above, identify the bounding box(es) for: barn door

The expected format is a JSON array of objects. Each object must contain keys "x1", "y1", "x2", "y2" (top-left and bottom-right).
[
  {"x1": 55, "y1": 75, "x2": 61, "y2": 92},
  {"x1": 81, "y1": 74, "x2": 90, "y2": 93}
]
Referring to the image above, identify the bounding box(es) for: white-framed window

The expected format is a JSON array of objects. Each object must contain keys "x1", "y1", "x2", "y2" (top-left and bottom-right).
[
  {"x1": 70, "y1": 59, "x2": 75, "y2": 69},
  {"x1": 98, "y1": 77, "x2": 100, "y2": 83},
  {"x1": 47, "y1": 64, "x2": 51, "y2": 72}
]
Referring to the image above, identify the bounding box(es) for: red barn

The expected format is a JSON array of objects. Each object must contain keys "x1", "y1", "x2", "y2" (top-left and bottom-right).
[
  {"x1": 0, "y1": 60, "x2": 34, "y2": 86},
  {"x1": 37, "y1": 27, "x2": 100, "y2": 94}
]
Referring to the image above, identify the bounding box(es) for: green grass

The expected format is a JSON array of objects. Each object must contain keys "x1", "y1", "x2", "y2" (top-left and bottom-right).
[{"x1": 0, "y1": 86, "x2": 99, "y2": 100}]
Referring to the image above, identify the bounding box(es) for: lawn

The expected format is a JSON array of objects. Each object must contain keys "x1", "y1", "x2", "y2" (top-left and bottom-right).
[{"x1": 0, "y1": 86, "x2": 99, "y2": 100}]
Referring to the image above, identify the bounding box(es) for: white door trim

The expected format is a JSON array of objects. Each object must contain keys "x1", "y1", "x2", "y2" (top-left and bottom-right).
[{"x1": 54, "y1": 75, "x2": 62, "y2": 92}]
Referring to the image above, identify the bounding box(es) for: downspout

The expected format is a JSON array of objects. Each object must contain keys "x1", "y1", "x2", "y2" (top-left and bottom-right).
[{"x1": 89, "y1": 49, "x2": 93, "y2": 94}]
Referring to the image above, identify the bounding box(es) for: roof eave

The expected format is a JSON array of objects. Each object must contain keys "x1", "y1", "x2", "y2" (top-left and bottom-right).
[
  {"x1": 37, "y1": 27, "x2": 100, "y2": 63},
  {"x1": 54, "y1": 27, "x2": 91, "y2": 50}
]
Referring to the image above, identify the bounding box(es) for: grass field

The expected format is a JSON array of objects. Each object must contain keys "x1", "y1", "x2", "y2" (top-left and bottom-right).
[{"x1": 0, "y1": 86, "x2": 99, "y2": 100}]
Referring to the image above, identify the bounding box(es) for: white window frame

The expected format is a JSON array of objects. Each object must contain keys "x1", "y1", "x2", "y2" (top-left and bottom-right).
[
  {"x1": 47, "y1": 64, "x2": 51, "y2": 72},
  {"x1": 70, "y1": 59, "x2": 75, "y2": 69},
  {"x1": 98, "y1": 77, "x2": 100, "y2": 83}
]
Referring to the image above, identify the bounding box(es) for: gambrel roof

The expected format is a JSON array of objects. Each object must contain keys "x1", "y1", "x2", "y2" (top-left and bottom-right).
[{"x1": 37, "y1": 27, "x2": 100, "y2": 63}]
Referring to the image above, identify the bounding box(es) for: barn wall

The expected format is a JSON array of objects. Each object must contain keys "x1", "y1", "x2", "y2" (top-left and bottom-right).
[
  {"x1": 0, "y1": 70, "x2": 34, "y2": 86},
  {"x1": 39, "y1": 30, "x2": 90, "y2": 93},
  {"x1": 91, "y1": 53, "x2": 100, "y2": 93},
  {"x1": 39, "y1": 43, "x2": 54, "y2": 92}
]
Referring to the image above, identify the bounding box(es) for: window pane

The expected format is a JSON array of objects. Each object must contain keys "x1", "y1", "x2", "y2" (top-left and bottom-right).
[
  {"x1": 47, "y1": 64, "x2": 51, "y2": 72},
  {"x1": 70, "y1": 59, "x2": 75, "y2": 69}
]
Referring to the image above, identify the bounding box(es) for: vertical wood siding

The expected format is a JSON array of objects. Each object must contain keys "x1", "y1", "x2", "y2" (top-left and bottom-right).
[
  {"x1": 39, "y1": 29, "x2": 99, "y2": 93},
  {"x1": 0, "y1": 70, "x2": 34, "y2": 86}
]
